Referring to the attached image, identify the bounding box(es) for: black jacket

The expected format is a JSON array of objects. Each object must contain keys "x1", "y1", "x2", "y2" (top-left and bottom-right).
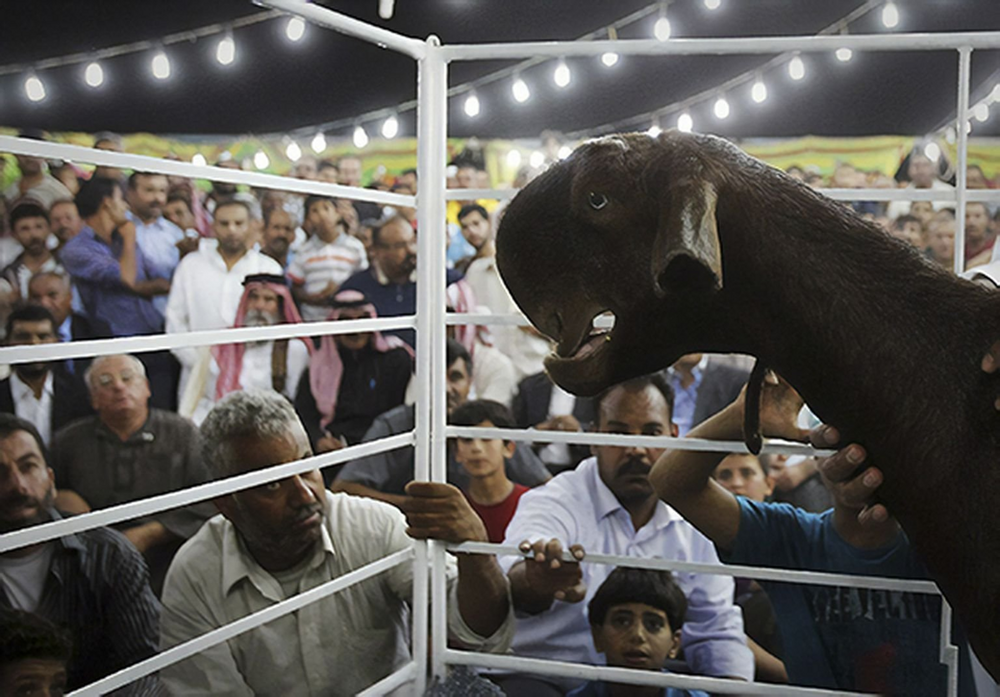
[
  {"x1": 512, "y1": 371, "x2": 597, "y2": 469},
  {"x1": 0, "y1": 365, "x2": 94, "y2": 436}
]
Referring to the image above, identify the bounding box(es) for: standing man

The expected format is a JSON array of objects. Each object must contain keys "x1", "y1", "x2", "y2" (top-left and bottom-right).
[
  {"x1": 166, "y1": 198, "x2": 283, "y2": 403},
  {"x1": 48, "y1": 199, "x2": 83, "y2": 250},
  {"x1": 666, "y1": 354, "x2": 750, "y2": 436},
  {"x1": 260, "y1": 206, "x2": 298, "y2": 271},
  {"x1": 1, "y1": 202, "x2": 62, "y2": 301},
  {"x1": 126, "y1": 172, "x2": 185, "y2": 316},
  {"x1": 2, "y1": 132, "x2": 72, "y2": 210},
  {"x1": 336, "y1": 154, "x2": 382, "y2": 221}
]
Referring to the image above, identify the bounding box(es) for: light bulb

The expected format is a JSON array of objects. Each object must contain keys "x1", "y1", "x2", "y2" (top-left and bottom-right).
[
  {"x1": 506, "y1": 149, "x2": 522, "y2": 168},
  {"x1": 286, "y1": 141, "x2": 302, "y2": 162},
  {"x1": 788, "y1": 56, "x2": 805, "y2": 81},
  {"x1": 601, "y1": 52, "x2": 619, "y2": 67},
  {"x1": 751, "y1": 79, "x2": 767, "y2": 103},
  {"x1": 654, "y1": 15, "x2": 671, "y2": 41},
  {"x1": 924, "y1": 142, "x2": 941, "y2": 162},
  {"x1": 677, "y1": 112, "x2": 693, "y2": 133},
  {"x1": 192, "y1": 153, "x2": 207, "y2": 167},
  {"x1": 24, "y1": 74, "x2": 45, "y2": 102},
  {"x1": 151, "y1": 51, "x2": 171, "y2": 80},
  {"x1": 381, "y1": 114, "x2": 399, "y2": 139},
  {"x1": 713, "y1": 97, "x2": 730, "y2": 120},
  {"x1": 647, "y1": 124, "x2": 662, "y2": 138},
  {"x1": 836, "y1": 47, "x2": 853, "y2": 62},
  {"x1": 216, "y1": 34, "x2": 236, "y2": 65},
  {"x1": 254, "y1": 150, "x2": 270, "y2": 170},
  {"x1": 553, "y1": 61, "x2": 571, "y2": 88},
  {"x1": 512, "y1": 77, "x2": 530, "y2": 103},
  {"x1": 311, "y1": 132, "x2": 327, "y2": 153},
  {"x1": 529, "y1": 151, "x2": 545, "y2": 169},
  {"x1": 464, "y1": 93, "x2": 481, "y2": 118},
  {"x1": 353, "y1": 125, "x2": 369, "y2": 149},
  {"x1": 558, "y1": 145, "x2": 573, "y2": 159},
  {"x1": 285, "y1": 17, "x2": 306, "y2": 42},
  {"x1": 973, "y1": 103, "x2": 990, "y2": 122},
  {"x1": 704, "y1": 0, "x2": 721, "y2": 8},
  {"x1": 881, "y1": 2, "x2": 899, "y2": 29},
  {"x1": 84, "y1": 62, "x2": 104, "y2": 88}
]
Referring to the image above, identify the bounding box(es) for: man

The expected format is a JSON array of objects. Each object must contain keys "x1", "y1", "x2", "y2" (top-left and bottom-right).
[
  {"x1": 160, "y1": 389, "x2": 514, "y2": 696},
  {"x1": 666, "y1": 354, "x2": 750, "y2": 436},
  {"x1": 163, "y1": 188, "x2": 197, "y2": 236},
  {"x1": 50, "y1": 353, "x2": 212, "y2": 594},
  {"x1": 965, "y1": 164, "x2": 990, "y2": 189},
  {"x1": 336, "y1": 154, "x2": 382, "y2": 221},
  {"x1": 340, "y1": 215, "x2": 461, "y2": 347},
  {"x1": 650, "y1": 376, "x2": 948, "y2": 694},
  {"x1": 886, "y1": 151, "x2": 954, "y2": 220},
  {"x1": 187, "y1": 274, "x2": 311, "y2": 424},
  {"x1": 3, "y1": 134, "x2": 72, "y2": 211},
  {"x1": 0, "y1": 306, "x2": 92, "y2": 447},
  {"x1": 292, "y1": 155, "x2": 318, "y2": 180},
  {"x1": 512, "y1": 370, "x2": 596, "y2": 473},
  {"x1": 288, "y1": 196, "x2": 368, "y2": 322},
  {"x1": 261, "y1": 206, "x2": 298, "y2": 271},
  {"x1": 0, "y1": 609, "x2": 71, "y2": 697},
  {"x1": 332, "y1": 338, "x2": 550, "y2": 505},
  {"x1": 1, "y1": 202, "x2": 62, "y2": 300},
  {"x1": 166, "y1": 198, "x2": 283, "y2": 403},
  {"x1": 927, "y1": 211, "x2": 957, "y2": 270},
  {"x1": 316, "y1": 160, "x2": 339, "y2": 184},
  {"x1": 126, "y1": 172, "x2": 187, "y2": 315},
  {"x1": 0, "y1": 414, "x2": 161, "y2": 694},
  {"x1": 48, "y1": 199, "x2": 83, "y2": 249},
  {"x1": 91, "y1": 132, "x2": 126, "y2": 182},
  {"x1": 498, "y1": 375, "x2": 753, "y2": 695},
  {"x1": 964, "y1": 201, "x2": 995, "y2": 269},
  {"x1": 27, "y1": 271, "x2": 112, "y2": 374},
  {"x1": 445, "y1": 164, "x2": 494, "y2": 266}
]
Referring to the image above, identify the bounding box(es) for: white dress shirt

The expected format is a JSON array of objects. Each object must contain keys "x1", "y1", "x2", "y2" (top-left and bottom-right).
[
  {"x1": 11, "y1": 371, "x2": 54, "y2": 446},
  {"x1": 161, "y1": 491, "x2": 514, "y2": 696},
  {"x1": 501, "y1": 457, "x2": 753, "y2": 683}
]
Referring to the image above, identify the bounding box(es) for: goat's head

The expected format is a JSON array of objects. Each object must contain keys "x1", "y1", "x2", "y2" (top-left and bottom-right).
[{"x1": 496, "y1": 130, "x2": 728, "y2": 396}]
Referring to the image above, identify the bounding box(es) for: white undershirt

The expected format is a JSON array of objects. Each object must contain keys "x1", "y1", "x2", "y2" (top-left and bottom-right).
[
  {"x1": 11, "y1": 371, "x2": 54, "y2": 446},
  {"x1": 0, "y1": 543, "x2": 55, "y2": 612},
  {"x1": 539, "y1": 385, "x2": 576, "y2": 466}
]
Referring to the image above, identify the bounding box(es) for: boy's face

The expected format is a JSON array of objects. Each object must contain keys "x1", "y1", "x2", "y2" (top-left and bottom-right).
[
  {"x1": 454, "y1": 420, "x2": 515, "y2": 478},
  {"x1": 306, "y1": 199, "x2": 341, "y2": 239},
  {"x1": 592, "y1": 602, "x2": 681, "y2": 671},
  {"x1": 0, "y1": 658, "x2": 67, "y2": 697}
]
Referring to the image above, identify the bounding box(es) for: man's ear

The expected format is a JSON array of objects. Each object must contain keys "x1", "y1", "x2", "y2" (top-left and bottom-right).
[
  {"x1": 503, "y1": 441, "x2": 517, "y2": 459},
  {"x1": 670, "y1": 422, "x2": 679, "y2": 438},
  {"x1": 651, "y1": 179, "x2": 723, "y2": 296}
]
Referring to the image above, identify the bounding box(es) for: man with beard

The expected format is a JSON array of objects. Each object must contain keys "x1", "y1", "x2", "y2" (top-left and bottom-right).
[
  {"x1": 166, "y1": 199, "x2": 283, "y2": 405},
  {"x1": 0, "y1": 414, "x2": 162, "y2": 694},
  {"x1": 48, "y1": 199, "x2": 83, "y2": 250},
  {"x1": 187, "y1": 274, "x2": 311, "y2": 425},
  {"x1": 160, "y1": 390, "x2": 514, "y2": 696},
  {"x1": 50, "y1": 354, "x2": 212, "y2": 595},
  {"x1": 495, "y1": 375, "x2": 752, "y2": 695},
  {"x1": 260, "y1": 206, "x2": 298, "y2": 271},
  {"x1": 126, "y1": 173, "x2": 183, "y2": 317},
  {"x1": 1, "y1": 202, "x2": 62, "y2": 302},
  {"x1": 2, "y1": 132, "x2": 72, "y2": 211},
  {"x1": 0, "y1": 306, "x2": 92, "y2": 447}
]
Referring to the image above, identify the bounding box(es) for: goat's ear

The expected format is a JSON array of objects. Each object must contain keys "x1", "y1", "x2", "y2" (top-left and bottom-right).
[{"x1": 651, "y1": 179, "x2": 723, "y2": 296}]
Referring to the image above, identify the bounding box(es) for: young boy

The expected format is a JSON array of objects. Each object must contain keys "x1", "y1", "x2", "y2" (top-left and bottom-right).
[
  {"x1": 569, "y1": 567, "x2": 709, "y2": 697},
  {"x1": 450, "y1": 399, "x2": 528, "y2": 543},
  {"x1": 0, "y1": 609, "x2": 72, "y2": 697},
  {"x1": 288, "y1": 195, "x2": 367, "y2": 321}
]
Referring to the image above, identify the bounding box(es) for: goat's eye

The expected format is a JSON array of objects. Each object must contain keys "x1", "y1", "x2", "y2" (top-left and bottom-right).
[{"x1": 588, "y1": 191, "x2": 609, "y2": 211}]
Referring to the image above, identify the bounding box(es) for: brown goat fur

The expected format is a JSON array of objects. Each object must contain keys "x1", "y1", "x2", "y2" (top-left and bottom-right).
[{"x1": 495, "y1": 130, "x2": 1000, "y2": 679}]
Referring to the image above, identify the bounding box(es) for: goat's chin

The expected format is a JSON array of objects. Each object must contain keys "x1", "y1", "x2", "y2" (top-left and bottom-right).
[{"x1": 545, "y1": 351, "x2": 616, "y2": 397}]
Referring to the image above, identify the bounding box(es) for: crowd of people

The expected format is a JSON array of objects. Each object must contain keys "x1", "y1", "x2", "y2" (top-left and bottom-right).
[{"x1": 0, "y1": 130, "x2": 998, "y2": 696}]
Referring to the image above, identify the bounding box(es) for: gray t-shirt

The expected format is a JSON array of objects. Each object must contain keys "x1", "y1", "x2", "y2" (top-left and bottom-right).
[{"x1": 0, "y1": 543, "x2": 55, "y2": 611}]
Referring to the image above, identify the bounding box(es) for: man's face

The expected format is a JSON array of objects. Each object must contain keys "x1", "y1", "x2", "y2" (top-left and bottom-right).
[
  {"x1": 88, "y1": 356, "x2": 151, "y2": 420},
  {"x1": 93, "y1": 139, "x2": 124, "y2": 180},
  {"x1": 244, "y1": 287, "x2": 282, "y2": 327},
  {"x1": 306, "y1": 200, "x2": 341, "y2": 239},
  {"x1": 334, "y1": 306, "x2": 373, "y2": 351},
  {"x1": 0, "y1": 430, "x2": 55, "y2": 533},
  {"x1": 459, "y1": 211, "x2": 491, "y2": 250},
  {"x1": 966, "y1": 166, "x2": 988, "y2": 189},
  {"x1": 215, "y1": 428, "x2": 326, "y2": 569},
  {"x1": 126, "y1": 175, "x2": 168, "y2": 223},
  {"x1": 591, "y1": 602, "x2": 681, "y2": 671},
  {"x1": 713, "y1": 454, "x2": 773, "y2": 503},
  {"x1": 49, "y1": 201, "x2": 82, "y2": 243},
  {"x1": 454, "y1": 420, "x2": 514, "y2": 479},
  {"x1": 263, "y1": 210, "x2": 296, "y2": 258},
  {"x1": 891, "y1": 220, "x2": 925, "y2": 248},
  {"x1": 908, "y1": 155, "x2": 936, "y2": 188},
  {"x1": 7, "y1": 319, "x2": 57, "y2": 379},
  {"x1": 594, "y1": 384, "x2": 677, "y2": 507},
  {"x1": 292, "y1": 158, "x2": 318, "y2": 180},
  {"x1": 27, "y1": 276, "x2": 72, "y2": 326},
  {"x1": 0, "y1": 657, "x2": 68, "y2": 697},
  {"x1": 214, "y1": 204, "x2": 251, "y2": 256},
  {"x1": 446, "y1": 357, "x2": 472, "y2": 414},
  {"x1": 317, "y1": 166, "x2": 339, "y2": 184},
  {"x1": 374, "y1": 220, "x2": 417, "y2": 280},
  {"x1": 455, "y1": 167, "x2": 477, "y2": 189},
  {"x1": 929, "y1": 220, "x2": 956, "y2": 263},
  {"x1": 966, "y1": 204, "x2": 992, "y2": 244},
  {"x1": 909, "y1": 201, "x2": 934, "y2": 223},
  {"x1": 164, "y1": 199, "x2": 195, "y2": 231},
  {"x1": 15, "y1": 154, "x2": 43, "y2": 177},
  {"x1": 337, "y1": 158, "x2": 362, "y2": 187},
  {"x1": 11, "y1": 216, "x2": 51, "y2": 257},
  {"x1": 397, "y1": 171, "x2": 417, "y2": 193}
]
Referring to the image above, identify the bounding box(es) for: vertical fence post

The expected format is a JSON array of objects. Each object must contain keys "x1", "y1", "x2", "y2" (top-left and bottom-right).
[
  {"x1": 416, "y1": 33, "x2": 450, "y2": 693},
  {"x1": 953, "y1": 46, "x2": 972, "y2": 274}
]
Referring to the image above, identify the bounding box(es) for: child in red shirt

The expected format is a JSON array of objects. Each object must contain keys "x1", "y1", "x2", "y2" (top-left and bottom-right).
[{"x1": 450, "y1": 400, "x2": 529, "y2": 543}]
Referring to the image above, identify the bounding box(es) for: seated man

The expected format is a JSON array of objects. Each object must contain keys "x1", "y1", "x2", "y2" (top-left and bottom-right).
[
  {"x1": 332, "y1": 339, "x2": 550, "y2": 505},
  {"x1": 650, "y1": 376, "x2": 947, "y2": 694},
  {"x1": 513, "y1": 370, "x2": 596, "y2": 473},
  {"x1": 51, "y1": 354, "x2": 212, "y2": 595},
  {"x1": 186, "y1": 274, "x2": 311, "y2": 425},
  {"x1": 0, "y1": 609, "x2": 72, "y2": 697},
  {"x1": 160, "y1": 390, "x2": 514, "y2": 696},
  {"x1": 27, "y1": 270, "x2": 112, "y2": 375},
  {"x1": 569, "y1": 567, "x2": 709, "y2": 697},
  {"x1": 498, "y1": 375, "x2": 752, "y2": 696},
  {"x1": 0, "y1": 414, "x2": 161, "y2": 694}
]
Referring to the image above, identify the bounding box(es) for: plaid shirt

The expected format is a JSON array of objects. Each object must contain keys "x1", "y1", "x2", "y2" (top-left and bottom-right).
[{"x1": 0, "y1": 509, "x2": 163, "y2": 695}]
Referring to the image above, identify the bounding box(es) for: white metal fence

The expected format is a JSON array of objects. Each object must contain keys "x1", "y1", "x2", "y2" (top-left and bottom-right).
[{"x1": 1, "y1": 2, "x2": 998, "y2": 695}]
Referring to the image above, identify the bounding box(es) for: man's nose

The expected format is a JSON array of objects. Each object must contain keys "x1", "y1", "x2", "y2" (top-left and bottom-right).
[{"x1": 287, "y1": 475, "x2": 317, "y2": 506}]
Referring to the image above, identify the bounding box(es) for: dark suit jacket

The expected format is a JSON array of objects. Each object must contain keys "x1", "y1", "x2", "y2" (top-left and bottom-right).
[
  {"x1": 690, "y1": 360, "x2": 752, "y2": 428},
  {"x1": 68, "y1": 312, "x2": 113, "y2": 375},
  {"x1": 512, "y1": 371, "x2": 597, "y2": 468},
  {"x1": 0, "y1": 365, "x2": 94, "y2": 437}
]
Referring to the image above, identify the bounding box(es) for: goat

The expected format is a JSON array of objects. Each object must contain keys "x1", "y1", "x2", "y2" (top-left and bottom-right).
[{"x1": 494, "y1": 131, "x2": 1000, "y2": 680}]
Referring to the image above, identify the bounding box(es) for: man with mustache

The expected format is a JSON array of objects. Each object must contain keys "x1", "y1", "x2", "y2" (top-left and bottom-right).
[
  {"x1": 0, "y1": 413, "x2": 162, "y2": 694},
  {"x1": 496, "y1": 374, "x2": 752, "y2": 695},
  {"x1": 161, "y1": 389, "x2": 514, "y2": 696},
  {"x1": 125, "y1": 172, "x2": 183, "y2": 317}
]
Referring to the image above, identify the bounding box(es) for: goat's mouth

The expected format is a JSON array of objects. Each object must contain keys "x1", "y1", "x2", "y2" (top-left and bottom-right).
[{"x1": 545, "y1": 310, "x2": 618, "y2": 394}]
